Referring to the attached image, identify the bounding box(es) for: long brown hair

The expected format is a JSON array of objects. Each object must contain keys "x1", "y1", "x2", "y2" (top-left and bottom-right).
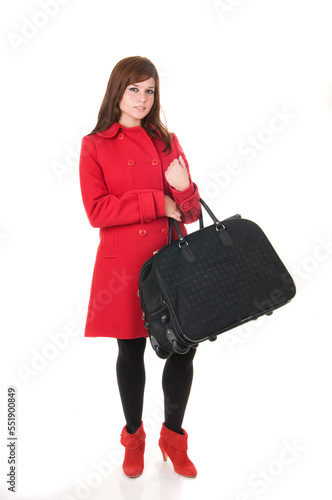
[{"x1": 88, "y1": 56, "x2": 172, "y2": 152}]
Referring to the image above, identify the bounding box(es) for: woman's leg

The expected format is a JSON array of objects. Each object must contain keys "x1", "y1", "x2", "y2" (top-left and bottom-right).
[
  {"x1": 116, "y1": 337, "x2": 146, "y2": 434},
  {"x1": 162, "y1": 347, "x2": 197, "y2": 434}
]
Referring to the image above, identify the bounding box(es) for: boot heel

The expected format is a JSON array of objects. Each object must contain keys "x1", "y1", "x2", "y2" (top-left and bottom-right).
[{"x1": 159, "y1": 441, "x2": 168, "y2": 461}]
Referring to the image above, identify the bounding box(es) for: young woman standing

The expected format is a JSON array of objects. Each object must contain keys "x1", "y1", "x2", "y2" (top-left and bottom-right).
[{"x1": 79, "y1": 56, "x2": 201, "y2": 478}]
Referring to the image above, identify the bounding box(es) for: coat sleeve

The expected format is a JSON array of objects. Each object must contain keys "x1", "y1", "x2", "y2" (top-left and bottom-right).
[
  {"x1": 79, "y1": 135, "x2": 166, "y2": 228},
  {"x1": 168, "y1": 133, "x2": 201, "y2": 224}
]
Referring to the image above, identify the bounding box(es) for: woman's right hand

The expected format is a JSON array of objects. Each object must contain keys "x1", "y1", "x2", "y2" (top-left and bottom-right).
[{"x1": 164, "y1": 195, "x2": 182, "y2": 222}]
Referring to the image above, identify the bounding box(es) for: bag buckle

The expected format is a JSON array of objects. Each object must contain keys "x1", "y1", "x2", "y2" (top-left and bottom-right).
[
  {"x1": 178, "y1": 238, "x2": 189, "y2": 248},
  {"x1": 215, "y1": 221, "x2": 226, "y2": 231}
]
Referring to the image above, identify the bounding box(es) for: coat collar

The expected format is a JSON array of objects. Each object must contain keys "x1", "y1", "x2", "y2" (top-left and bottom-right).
[
  {"x1": 96, "y1": 122, "x2": 162, "y2": 139},
  {"x1": 96, "y1": 122, "x2": 122, "y2": 138}
]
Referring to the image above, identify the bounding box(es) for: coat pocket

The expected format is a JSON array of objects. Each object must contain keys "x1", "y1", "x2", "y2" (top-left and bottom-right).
[{"x1": 102, "y1": 226, "x2": 118, "y2": 258}]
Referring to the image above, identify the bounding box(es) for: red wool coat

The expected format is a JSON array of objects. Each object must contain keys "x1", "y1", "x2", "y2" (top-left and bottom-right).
[{"x1": 79, "y1": 122, "x2": 201, "y2": 339}]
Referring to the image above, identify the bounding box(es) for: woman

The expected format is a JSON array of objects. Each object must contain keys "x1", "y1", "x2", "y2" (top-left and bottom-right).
[{"x1": 79, "y1": 56, "x2": 201, "y2": 479}]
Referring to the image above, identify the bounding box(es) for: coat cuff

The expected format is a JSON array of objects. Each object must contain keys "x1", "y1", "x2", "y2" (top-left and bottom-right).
[
  {"x1": 137, "y1": 191, "x2": 165, "y2": 223},
  {"x1": 170, "y1": 181, "x2": 200, "y2": 213}
]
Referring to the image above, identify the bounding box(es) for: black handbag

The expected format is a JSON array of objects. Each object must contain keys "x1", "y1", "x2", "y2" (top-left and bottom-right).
[{"x1": 138, "y1": 198, "x2": 296, "y2": 359}]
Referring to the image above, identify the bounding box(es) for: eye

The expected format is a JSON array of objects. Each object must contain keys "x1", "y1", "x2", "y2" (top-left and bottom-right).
[
  {"x1": 129, "y1": 87, "x2": 138, "y2": 92},
  {"x1": 146, "y1": 89, "x2": 155, "y2": 94}
]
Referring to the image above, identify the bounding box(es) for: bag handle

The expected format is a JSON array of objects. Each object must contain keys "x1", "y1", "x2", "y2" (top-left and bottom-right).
[{"x1": 168, "y1": 197, "x2": 234, "y2": 247}]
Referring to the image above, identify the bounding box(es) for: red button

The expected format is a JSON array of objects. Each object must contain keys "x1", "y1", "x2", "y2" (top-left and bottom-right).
[
  {"x1": 145, "y1": 218, "x2": 152, "y2": 223},
  {"x1": 118, "y1": 133, "x2": 124, "y2": 140},
  {"x1": 127, "y1": 159, "x2": 135, "y2": 166},
  {"x1": 162, "y1": 228, "x2": 169, "y2": 235},
  {"x1": 139, "y1": 229, "x2": 147, "y2": 236},
  {"x1": 183, "y1": 202, "x2": 190, "y2": 209},
  {"x1": 151, "y1": 159, "x2": 159, "y2": 165}
]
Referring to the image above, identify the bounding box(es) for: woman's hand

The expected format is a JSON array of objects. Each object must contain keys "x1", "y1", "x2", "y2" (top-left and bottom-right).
[
  {"x1": 164, "y1": 195, "x2": 182, "y2": 222},
  {"x1": 165, "y1": 155, "x2": 190, "y2": 192}
]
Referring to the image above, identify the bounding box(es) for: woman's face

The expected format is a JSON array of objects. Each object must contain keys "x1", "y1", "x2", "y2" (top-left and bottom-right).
[{"x1": 118, "y1": 77, "x2": 155, "y2": 127}]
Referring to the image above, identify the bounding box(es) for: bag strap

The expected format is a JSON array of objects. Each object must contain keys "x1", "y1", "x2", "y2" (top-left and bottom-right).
[
  {"x1": 167, "y1": 197, "x2": 235, "y2": 247},
  {"x1": 168, "y1": 197, "x2": 206, "y2": 244},
  {"x1": 199, "y1": 197, "x2": 220, "y2": 225},
  {"x1": 168, "y1": 211, "x2": 202, "y2": 244}
]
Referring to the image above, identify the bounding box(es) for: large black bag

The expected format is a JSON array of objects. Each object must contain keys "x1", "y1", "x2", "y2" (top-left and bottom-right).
[{"x1": 138, "y1": 198, "x2": 296, "y2": 359}]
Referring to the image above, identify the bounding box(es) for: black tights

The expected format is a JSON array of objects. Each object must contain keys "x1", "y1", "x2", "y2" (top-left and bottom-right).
[{"x1": 116, "y1": 337, "x2": 196, "y2": 435}]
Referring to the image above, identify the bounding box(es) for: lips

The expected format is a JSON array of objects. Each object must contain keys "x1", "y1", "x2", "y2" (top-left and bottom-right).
[{"x1": 134, "y1": 106, "x2": 146, "y2": 110}]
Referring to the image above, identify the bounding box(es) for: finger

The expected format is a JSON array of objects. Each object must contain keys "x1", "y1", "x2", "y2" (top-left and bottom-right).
[{"x1": 178, "y1": 155, "x2": 186, "y2": 168}]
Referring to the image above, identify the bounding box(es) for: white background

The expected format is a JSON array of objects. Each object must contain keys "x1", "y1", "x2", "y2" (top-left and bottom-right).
[{"x1": 1, "y1": 1, "x2": 331, "y2": 499}]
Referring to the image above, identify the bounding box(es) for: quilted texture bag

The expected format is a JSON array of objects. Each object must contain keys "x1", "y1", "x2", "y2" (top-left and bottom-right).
[{"x1": 138, "y1": 198, "x2": 296, "y2": 358}]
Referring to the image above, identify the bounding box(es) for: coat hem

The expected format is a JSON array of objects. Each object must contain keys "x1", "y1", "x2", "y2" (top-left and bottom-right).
[{"x1": 84, "y1": 333, "x2": 149, "y2": 339}]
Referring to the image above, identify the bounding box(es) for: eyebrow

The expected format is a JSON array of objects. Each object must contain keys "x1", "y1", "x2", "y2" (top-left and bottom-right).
[{"x1": 130, "y1": 84, "x2": 155, "y2": 89}]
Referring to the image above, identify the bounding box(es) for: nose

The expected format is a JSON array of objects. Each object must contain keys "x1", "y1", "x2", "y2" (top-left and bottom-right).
[{"x1": 137, "y1": 90, "x2": 146, "y2": 102}]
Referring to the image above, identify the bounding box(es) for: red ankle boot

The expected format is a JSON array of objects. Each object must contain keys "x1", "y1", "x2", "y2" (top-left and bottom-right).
[
  {"x1": 159, "y1": 423, "x2": 197, "y2": 478},
  {"x1": 120, "y1": 421, "x2": 146, "y2": 478}
]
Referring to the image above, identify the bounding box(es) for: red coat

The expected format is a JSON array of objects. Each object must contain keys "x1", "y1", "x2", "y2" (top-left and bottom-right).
[{"x1": 79, "y1": 122, "x2": 201, "y2": 339}]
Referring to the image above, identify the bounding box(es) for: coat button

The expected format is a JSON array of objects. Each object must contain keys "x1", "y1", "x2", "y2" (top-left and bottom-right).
[
  {"x1": 151, "y1": 159, "x2": 159, "y2": 165},
  {"x1": 183, "y1": 202, "x2": 190, "y2": 209},
  {"x1": 162, "y1": 228, "x2": 169, "y2": 235},
  {"x1": 118, "y1": 133, "x2": 124, "y2": 140},
  {"x1": 127, "y1": 159, "x2": 135, "y2": 166},
  {"x1": 139, "y1": 229, "x2": 147, "y2": 236}
]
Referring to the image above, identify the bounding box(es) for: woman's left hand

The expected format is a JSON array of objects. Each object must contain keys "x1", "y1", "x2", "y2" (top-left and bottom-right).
[{"x1": 165, "y1": 155, "x2": 190, "y2": 192}]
